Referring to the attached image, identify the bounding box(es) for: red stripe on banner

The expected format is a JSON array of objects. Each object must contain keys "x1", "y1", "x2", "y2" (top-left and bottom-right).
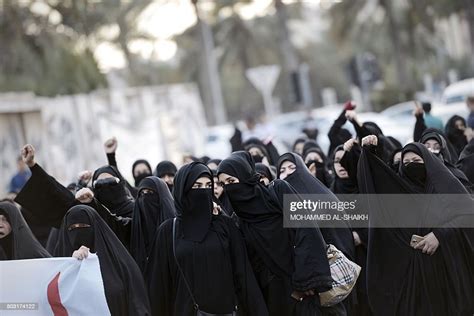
[{"x1": 47, "y1": 272, "x2": 69, "y2": 316}]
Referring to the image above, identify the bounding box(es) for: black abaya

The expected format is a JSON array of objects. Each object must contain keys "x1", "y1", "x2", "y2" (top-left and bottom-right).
[
  {"x1": 54, "y1": 205, "x2": 151, "y2": 316},
  {"x1": 277, "y1": 152, "x2": 355, "y2": 261},
  {"x1": 146, "y1": 162, "x2": 267, "y2": 316},
  {"x1": 420, "y1": 129, "x2": 473, "y2": 191},
  {"x1": 357, "y1": 143, "x2": 474, "y2": 316},
  {"x1": 131, "y1": 176, "x2": 175, "y2": 272},
  {"x1": 0, "y1": 201, "x2": 50, "y2": 260},
  {"x1": 445, "y1": 115, "x2": 468, "y2": 155},
  {"x1": 218, "y1": 152, "x2": 334, "y2": 316},
  {"x1": 458, "y1": 139, "x2": 474, "y2": 184}
]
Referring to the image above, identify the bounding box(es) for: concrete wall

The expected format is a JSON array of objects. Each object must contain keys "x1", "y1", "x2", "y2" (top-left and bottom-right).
[{"x1": 0, "y1": 84, "x2": 206, "y2": 196}]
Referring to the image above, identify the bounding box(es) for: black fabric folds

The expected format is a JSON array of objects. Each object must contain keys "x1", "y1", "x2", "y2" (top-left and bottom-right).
[
  {"x1": 173, "y1": 162, "x2": 213, "y2": 242},
  {"x1": 131, "y1": 176, "x2": 176, "y2": 272},
  {"x1": 357, "y1": 143, "x2": 474, "y2": 316},
  {"x1": 54, "y1": 205, "x2": 151, "y2": 316},
  {"x1": 0, "y1": 201, "x2": 50, "y2": 260}
]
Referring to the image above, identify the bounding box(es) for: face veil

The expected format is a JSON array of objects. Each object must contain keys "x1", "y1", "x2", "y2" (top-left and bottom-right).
[{"x1": 173, "y1": 162, "x2": 214, "y2": 242}]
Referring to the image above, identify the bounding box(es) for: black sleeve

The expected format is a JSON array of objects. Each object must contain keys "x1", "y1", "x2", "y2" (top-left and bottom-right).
[
  {"x1": 14, "y1": 164, "x2": 78, "y2": 228},
  {"x1": 328, "y1": 110, "x2": 347, "y2": 141},
  {"x1": 230, "y1": 127, "x2": 244, "y2": 152},
  {"x1": 413, "y1": 113, "x2": 427, "y2": 142},
  {"x1": 226, "y1": 217, "x2": 269, "y2": 316},
  {"x1": 107, "y1": 152, "x2": 138, "y2": 197},
  {"x1": 88, "y1": 199, "x2": 132, "y2": 250},
  {"x1": 292, "y1": 227, "x2": 333, "y2": 293},
  {"x1": 349, "y1": 118, "x2": 371, "y2": 140},
  {"x1": 107, "y1": 152, "x2": 118, "y2": 167},
  {"x1": 340, "y1": 143, "x2": 362, "y2": 183}
]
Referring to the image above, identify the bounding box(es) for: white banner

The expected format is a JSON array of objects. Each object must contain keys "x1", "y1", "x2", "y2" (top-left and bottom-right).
[{"x1": 0, "y1": 254, "x2": 110, "y2": 316}]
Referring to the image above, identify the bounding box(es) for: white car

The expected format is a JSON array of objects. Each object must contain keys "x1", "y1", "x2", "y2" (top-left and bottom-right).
[{"x1": 442, "y1": 78, "x2": 474, "y2": 104}]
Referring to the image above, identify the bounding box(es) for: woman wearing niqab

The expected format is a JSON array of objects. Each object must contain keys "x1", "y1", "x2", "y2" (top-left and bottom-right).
[
  {"x1": 218, "y1": 152, "x2": 336, "y2": 316},
  {"x1": 357, "y1": 140, "x2": 474, "y2": 315},
  {"x1": 146, "y1": 162, "x2": 268, "y2": 316},
  {"x1": 131, "y1": 176, "x2": 175, "y2": 272},
  {"x1": 54, "y1": 205, "x2": 151, "y2": 316}
]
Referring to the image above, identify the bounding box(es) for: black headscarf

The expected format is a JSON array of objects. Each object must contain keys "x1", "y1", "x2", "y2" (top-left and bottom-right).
[
  {"x1": 329, "y1": 129, "x2": 352, "y2": 158},
  {"x1": 458, "y1": 139, "x2": 474, "y2": 184},
  {"x1": 243, "y1": 137, "x2": 272, "y2": 164},
  {"x1": 54, "y1": 205, "x2": 151, "y2": 315},
  {"x1": 389, "y1": 148, "x2": 403, "y2": 172},
  {"x1": 445, "y1": 115, "x2": 468, "y2": 155},
  {"x1": 419, "y1": 130, "x2": 472, "y2": 191},
  {"x1": 173, "y1": 162, "x2": 213, "y2": 242},
  {"x1": 276, "y1": 152, "x2": 355, "y2": 260},
  {"x1": 200, "y1": 156, "x2": 211, "y2": 164},
  {"x1": 357, "y1": 143, "x2": 474, "y2": 315},
  {"x1": 255, "y1": 163, "x2": 274, "y2": 182},
  {"x1": 302, "y1": 140, "x2": 333, "y2": 188},
  {"x1": 218, "y1": 151, "x2": 332, "y2": 302},
  {"x1": 154, "y1": 160, "x2": 178, "y2": 178},
  {"x1": 132, "y1": 159, "x2": 152, "y2": 187},
  {"x1": 92, "y1": 165, "x2": 134, "y2": 217},
  {"x1": 362, "y1": 122, "x2": 383, "y2": 136},
  {"x1": 292, "y1": 136, "x2": 308, "y2": 155},
  {"x1": 331, "y1": 145, "x2": 359, "y2": 194},
  {"x1": 218, "y1": 151, "x2": 294, "y2": 277},
  {"x1": 154, "y1": 160, "x2": 177, "y2": 191},
  {"x1": 420, "y1": 129, "x2": 454, "y2": 163},
  {"x1": 0, "y1": 201, "x2": 50, "y2": 260},
  {"x1": 131, "y1": 177, "x2": 176, "y2": 272},
  {"x1": 207, "y1": 158, "x2": 222, "y2": 169},
  {"x1": 302, "y1": 140, "x2": 326, "y2": 162}
]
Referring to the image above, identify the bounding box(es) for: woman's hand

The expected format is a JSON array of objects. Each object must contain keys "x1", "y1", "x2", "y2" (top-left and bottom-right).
[
  {"x1": 414, "y1": 232, "x2": 439, "y2": 255},
  {"x1": 353, "y1": 231, "x2": 362, "y2": 246},
  {"x1": 21, "y1": 144, "x2": 36, "y2": 168},
  {"x1": 72, "y1": 246, "x2": 90, "y2": 260},
  {"x1": 212, "y1": 202, "x2": 221, "y2": 215},
  {"x1": 75, "y1": 188, "x2": 94, "y2": 204},
  {"x1": 104, "y1": 137, "x2": 118, "y2": 154},
  {"x1": 361, "y1": 135, "x2": 378, "y2": 147}
]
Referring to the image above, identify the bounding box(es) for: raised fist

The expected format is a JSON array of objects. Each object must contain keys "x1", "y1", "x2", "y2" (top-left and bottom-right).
[
  {"x1": 21, "y1": 144, "x2": 36, "y2": 168},
  {"x1": 413, "y1": 102, "x2": 423, "y2": 117},
  {"x1": 104, "y1": 137, "x2": 118, "y2": 154},
  {"x1": 361, "y1": 135, "x2": 378, "y2": 147},
  {"x1": 345, "y1": 110, "x2": 357, "y2": 122},
  {"x1": 75, "y1": 188, "x2": 94, "y2": 204},
  {"x1": 78, "y1": 170, "x2": 93, "y2": 184}
]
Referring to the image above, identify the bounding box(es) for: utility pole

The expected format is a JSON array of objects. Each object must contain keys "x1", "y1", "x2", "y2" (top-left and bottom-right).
[{"x1": 192, "y1": 0, "x2": 227, "y2": 125}]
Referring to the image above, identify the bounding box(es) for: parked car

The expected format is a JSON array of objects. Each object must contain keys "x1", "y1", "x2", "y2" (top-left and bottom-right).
[{"x1": 442, "y1": 78, "x2": 474, "y2": 104}]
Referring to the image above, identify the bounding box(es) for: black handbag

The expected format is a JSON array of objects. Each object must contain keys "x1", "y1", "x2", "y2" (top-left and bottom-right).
[{"x1": 172, "y1": 218, "x2": 238, "y2": 316}]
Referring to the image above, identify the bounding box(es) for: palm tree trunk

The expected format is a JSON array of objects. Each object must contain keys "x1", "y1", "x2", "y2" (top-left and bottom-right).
[
  {"x1": 465, "y1": 0, "x2": 474, "y2": 73},
  {"x1": 379, "y1": 0, "x2": 410, "y2": 96},
  {"x1": 274, "y1": 0, "x2": 298, "y2": 71}
]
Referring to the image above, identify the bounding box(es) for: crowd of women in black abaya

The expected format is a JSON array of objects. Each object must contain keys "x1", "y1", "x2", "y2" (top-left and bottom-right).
[{"x1": 1, "y1": 101, "x2": 474, "y2": 316}]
